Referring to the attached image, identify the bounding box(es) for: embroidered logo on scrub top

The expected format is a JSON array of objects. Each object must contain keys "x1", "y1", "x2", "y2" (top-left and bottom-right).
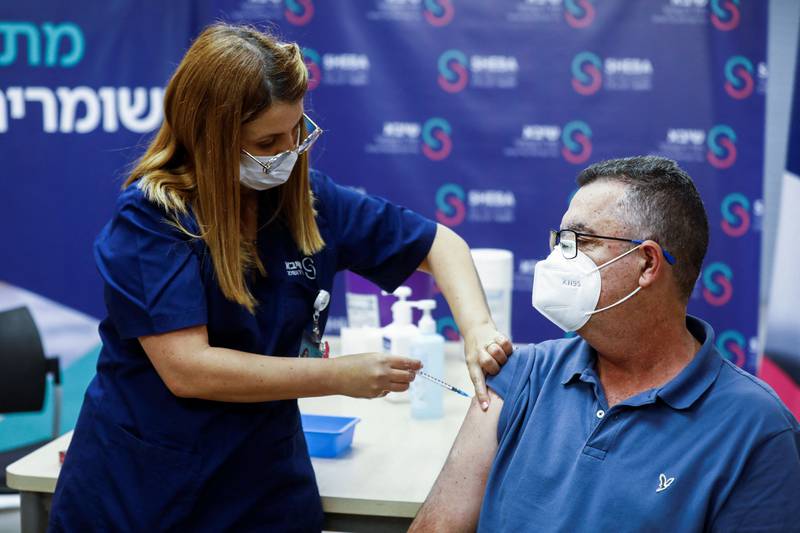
[
  {"x1": 656, "y1": 473, "x2": 675, "y2": 493},
  {"x1": 285, "y1": 257, "x2": 317, "y2": 279}
]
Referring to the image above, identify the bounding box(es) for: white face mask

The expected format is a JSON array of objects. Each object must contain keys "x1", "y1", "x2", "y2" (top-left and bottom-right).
[
  {"x1": 532, "y1": 244, "x2": 643, "y2": 332},
  {"x1": 239, "y1": 150, "x2": 298, "y2": 191}
]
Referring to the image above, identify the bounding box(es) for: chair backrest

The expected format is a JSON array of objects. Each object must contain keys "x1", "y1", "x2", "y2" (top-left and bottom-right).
[{"x1": 0, "y1": 306, "x2": 47, "y2": 413}]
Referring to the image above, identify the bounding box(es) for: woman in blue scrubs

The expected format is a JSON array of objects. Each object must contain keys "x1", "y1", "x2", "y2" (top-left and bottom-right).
[{"x1": 49, "y1": 23, "x2": 512, "y2": 531}]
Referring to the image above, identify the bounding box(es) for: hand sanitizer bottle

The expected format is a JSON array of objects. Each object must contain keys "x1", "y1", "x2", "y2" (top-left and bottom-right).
[
  {"x1": 382, "y1": 286, "x2": 419, "y2": 403},
  {"x1": 410, "y1": 300, "x2": 445, "y2": 419}
]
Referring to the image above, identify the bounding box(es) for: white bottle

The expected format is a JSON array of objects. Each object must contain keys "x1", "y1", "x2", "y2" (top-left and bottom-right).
[
  {"x1": 471, "y1": 249, "x2": 514, "y2": 341},
  {"x1": 339, "y1": 325, "x2": 384, "y2": 355},
  {"x1": 410, "y1": 300, "x2": 445, "y2": 419},
  {"x1": 382, "y1": 286, "x2": 419, "y2": 403}
]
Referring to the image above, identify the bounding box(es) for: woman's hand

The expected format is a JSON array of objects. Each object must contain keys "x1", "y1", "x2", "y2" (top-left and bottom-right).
[
  {"x1": 416, "y1": 224, "x2": 514, "y2": 411},
  {"x1": 332, "y1": 353, "x2": 423, "y2": 398},
  {"x1": 462, "y1": 322, "x2": 513, "y2": 411}
]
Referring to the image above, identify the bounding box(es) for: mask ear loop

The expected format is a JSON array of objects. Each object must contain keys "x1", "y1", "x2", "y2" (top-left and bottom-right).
[
  {"x1": 589, "y1": 243, "x2": 643, "y2": 273},
  {"x1": 584, "y1": 243, "x2": 644, "y2": 316},
  {"x1": 586, "y1": 286, "x2": 642, "y2": 316}
]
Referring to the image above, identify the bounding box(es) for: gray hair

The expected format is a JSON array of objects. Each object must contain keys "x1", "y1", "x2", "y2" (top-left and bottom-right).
[{"x1": 576, "y1": 156, "x2": 709, "y2": 301}]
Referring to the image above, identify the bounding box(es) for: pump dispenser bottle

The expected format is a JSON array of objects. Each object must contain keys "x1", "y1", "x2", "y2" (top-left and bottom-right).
[
  {"x1": 382, "y1": 286, "x2": 419, "y2": 403},
  {"x1": 410, "y1": 300, "x2": 445, "y2": 419}
]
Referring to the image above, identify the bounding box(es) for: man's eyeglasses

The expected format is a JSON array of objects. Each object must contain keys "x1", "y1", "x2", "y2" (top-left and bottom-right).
[
  {"x1": 241, "y1": 113, "x2": 323, "y2": 174},
  {"x1": 549, "y1": 229, "x2": 677, "y2": 265}
]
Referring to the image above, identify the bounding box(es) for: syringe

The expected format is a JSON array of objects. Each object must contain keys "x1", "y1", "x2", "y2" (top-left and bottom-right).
[{"x1": 416, "y1": 371, "x2": 472, "y2": 398}]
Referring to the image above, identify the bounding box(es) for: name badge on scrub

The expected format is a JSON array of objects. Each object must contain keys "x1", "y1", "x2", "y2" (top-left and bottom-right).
[{"x1": 299, "y1": 290, "x2": 330, "y2": 358}]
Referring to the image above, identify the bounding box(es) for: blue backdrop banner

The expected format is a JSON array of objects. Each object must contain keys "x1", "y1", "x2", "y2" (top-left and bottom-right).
[{"x1": 1, "y1": 0, "x2": 766, "y2": 374}]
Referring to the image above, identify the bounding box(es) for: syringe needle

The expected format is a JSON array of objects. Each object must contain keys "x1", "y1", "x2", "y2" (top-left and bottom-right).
[{"x1": 417, "y1": 371, "x2": 473, "y2": 398}]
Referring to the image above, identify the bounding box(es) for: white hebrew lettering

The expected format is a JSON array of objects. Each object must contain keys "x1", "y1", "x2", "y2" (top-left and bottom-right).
[
  {"x1": 56, "y1": 86, "x2": 100, "y2": 133},
  {"x1": 117, "y1": 87, "x2": 164, "y2": 133}
]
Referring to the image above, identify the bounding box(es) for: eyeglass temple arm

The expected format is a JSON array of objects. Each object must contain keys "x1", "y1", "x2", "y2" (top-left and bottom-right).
[
  {"x1": 573, "y1": 231, "x2": 631, "y2": 243},
  {"x1": 242, "y1": 149, "x2": 262, "y2": 165},
  {"x1": 556, "y1": 230, "x2": 676, "y2": 265},
  {"x1": 631, "y1": 239, "x2": 676, "y2": 265},
  {"x1": 303, "y1": 113, "x2": 322, "y2": 133}
]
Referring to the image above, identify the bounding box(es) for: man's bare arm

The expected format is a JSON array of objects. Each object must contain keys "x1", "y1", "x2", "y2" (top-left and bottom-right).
[{"x1": 410, "y1": 389, "x2": 503, "y2": 532}]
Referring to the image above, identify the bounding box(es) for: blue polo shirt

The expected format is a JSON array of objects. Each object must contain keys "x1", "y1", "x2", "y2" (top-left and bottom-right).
[{"x1": 480, "y1": 316, "x2": 800, "y2": 532}]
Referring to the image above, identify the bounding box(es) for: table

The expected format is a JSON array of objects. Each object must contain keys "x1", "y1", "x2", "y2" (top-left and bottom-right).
[
  {"x1": 6, "y1": 348, "x2": 474, "y2": 533},
  {"x1": 5, "y1": 432, "x2": 67, "y2": 533}
]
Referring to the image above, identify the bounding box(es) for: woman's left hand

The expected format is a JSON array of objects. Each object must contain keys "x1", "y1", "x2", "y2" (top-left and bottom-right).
[{"x1": 462, "y1": 322, "x2": 513, "y2": 411}]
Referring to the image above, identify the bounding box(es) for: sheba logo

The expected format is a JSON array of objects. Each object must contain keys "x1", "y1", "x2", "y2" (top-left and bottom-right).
[
  {"x1": 604, "y1": 57, "x2": 653, "y2": 75},
  {"x1": 468, "y1": 190, "x2": 516, "y2": 207},
  {"x1": 322, "y1": 54, "x2": 370, "y2": 71},
  {"x1": 470, "y1": 55, "x2": 519, "y2": 73},
  {"x1": 285, "y1": 257, "x2": 317, "y2": 279}
]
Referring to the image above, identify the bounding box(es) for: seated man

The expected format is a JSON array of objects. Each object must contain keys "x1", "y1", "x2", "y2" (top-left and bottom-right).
[{"x1": 411, "y1": 156, "x2": 800, "y2": 532}]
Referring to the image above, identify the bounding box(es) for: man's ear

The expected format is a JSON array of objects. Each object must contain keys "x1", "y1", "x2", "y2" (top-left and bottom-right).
[{"x1": 638, "y1": 240, "x2": 664, "y2": 289}]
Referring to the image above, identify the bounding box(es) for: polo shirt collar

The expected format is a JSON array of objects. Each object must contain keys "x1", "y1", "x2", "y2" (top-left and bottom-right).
[
  {"x1": 561, "y1": 339, "x2": 595, "y2": 385},
  {"x1": 560, "y1": 316, "x2": 723, "y2": 410},
  {"x1": 656, "y1": 315, "x2": 723, "y2": 409}
]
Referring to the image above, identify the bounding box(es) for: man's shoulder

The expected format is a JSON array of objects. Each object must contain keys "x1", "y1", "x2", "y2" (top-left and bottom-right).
[
  {"x1": 490, "y1": 336, "x2": 586, "y2": 397},
  {"x1": 523, "y1": 336, "x2": 586, "y2": 371},
  {"x1": 509, "y1": 335, "x2": 585, "y2": 368},
  {"x1": 532, "y1": 335, "x2": 585, "y2": 355},
  {"x1": 708, "y1": 358, "x2": 799, "y2": 435}
]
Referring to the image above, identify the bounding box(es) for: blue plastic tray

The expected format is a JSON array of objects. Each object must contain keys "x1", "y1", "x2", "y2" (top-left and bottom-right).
[{"x1": 301, "y1": 414, "x2": 361, "y2": 458}]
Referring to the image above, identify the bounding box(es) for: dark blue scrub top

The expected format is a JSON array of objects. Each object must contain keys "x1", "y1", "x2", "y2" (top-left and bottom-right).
[
  {"x1": 481, "y1": 316, "x2": 800, "y2": 532},
  {"x1": 49, "y1": 170, "x2": 437, "y2": 532}
]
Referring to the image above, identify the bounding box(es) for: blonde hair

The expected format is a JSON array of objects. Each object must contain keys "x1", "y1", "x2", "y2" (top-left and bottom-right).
[{"x1": 124, "y1": 23, "x2": 324, "y2": 313}]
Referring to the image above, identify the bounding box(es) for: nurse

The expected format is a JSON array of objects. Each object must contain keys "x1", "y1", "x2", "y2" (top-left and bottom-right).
[{"x1": 49, "y1": 23, "x2": 512, "y2": 531}]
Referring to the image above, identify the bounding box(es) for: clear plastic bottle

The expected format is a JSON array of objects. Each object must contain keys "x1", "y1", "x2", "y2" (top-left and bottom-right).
[
  {"x1": 410, "y1": 300, "x2": 445, "y2": 419},
  {"x1": 382, "y1": 287, "x2": 419, "y2": 403}
]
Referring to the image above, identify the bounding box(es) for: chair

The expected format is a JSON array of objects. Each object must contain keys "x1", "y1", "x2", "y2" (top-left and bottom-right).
[{"x1": 0, "y1": 306, "x2": 62, "y2": 493}]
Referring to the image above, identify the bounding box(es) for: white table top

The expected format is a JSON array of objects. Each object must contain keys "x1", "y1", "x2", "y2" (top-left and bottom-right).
[
  {"x1": 6, "y1": 349, "x2": 474, "y2": 518},
  {"x1": 6, "y1": 431, "x2": 70, "y2": 494},
  {"x1": 299, "y1": 358, "x2": 473, "y2": 517}
]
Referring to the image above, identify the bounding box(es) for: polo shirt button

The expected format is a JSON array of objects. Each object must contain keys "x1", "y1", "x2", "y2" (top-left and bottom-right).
[{"x1": 596, "y1": 409, "x2": 605, "y2": 419}]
